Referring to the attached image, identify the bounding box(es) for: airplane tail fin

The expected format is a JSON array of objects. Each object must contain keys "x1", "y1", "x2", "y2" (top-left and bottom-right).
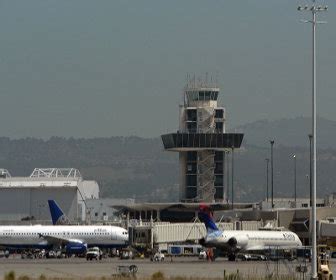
[
  {"x1": 198, "y1": 204, "x2": 220, "y2": 233},
  {"x1": 48, "y1": 200, "x2": 70, "y2": 225}
]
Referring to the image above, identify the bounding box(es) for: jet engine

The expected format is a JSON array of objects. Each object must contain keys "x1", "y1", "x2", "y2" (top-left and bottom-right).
[
  {"x1": 65, "y1": 242, "x2": 87, "y2": 254},
  {"x1": 227, "y1": 234, "x2": 248, "y2": 249}
]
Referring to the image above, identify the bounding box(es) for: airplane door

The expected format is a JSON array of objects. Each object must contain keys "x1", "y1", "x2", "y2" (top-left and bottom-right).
[{"x1": 111, "y1": 229, "x2": 117, "y2": 240}]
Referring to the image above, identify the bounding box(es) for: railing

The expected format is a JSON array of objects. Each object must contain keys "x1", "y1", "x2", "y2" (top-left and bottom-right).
[
  {"x1": 197, "y1": 151, "x2": 216, "y2": 202},
  {"x1": 197, "y1": 107, "x2": 215, "y2": 133}
]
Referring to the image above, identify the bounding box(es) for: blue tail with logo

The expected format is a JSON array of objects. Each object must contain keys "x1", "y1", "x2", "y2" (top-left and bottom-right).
[
  {"x1": 198, "y1": 204, "x2": 220, "y2": 233},
  {"x1": 48, "y1": 200, "x2": 70, "y2": 225}
]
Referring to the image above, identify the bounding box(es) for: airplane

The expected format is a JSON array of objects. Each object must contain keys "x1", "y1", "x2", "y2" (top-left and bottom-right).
[
  {"x1": 0, "y1": 201, "x2": 129, "y2": 254},
  {"x1": 0, "y1": 224, "x2": 128, "y2": 255},
  {"x1": 198, "y1": 204, "x2": 302, "y2": 261}
]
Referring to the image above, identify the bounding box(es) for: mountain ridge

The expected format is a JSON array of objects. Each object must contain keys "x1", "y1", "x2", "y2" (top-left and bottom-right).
[{"x1": 0, "y1": 117, "x2": 335, "y2": 202}]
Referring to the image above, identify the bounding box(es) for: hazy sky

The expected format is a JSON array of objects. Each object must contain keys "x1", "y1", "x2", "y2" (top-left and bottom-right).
[{"x1": 0, "y1": 0, "x2": 334, "y2": 138}]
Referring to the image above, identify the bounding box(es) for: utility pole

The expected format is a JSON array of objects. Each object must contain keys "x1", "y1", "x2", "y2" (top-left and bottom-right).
[
  {"x1": 265, "y1": 158, "x2": 269, "y2": 202},
  {"x1": 270, "y1": 140, "x2": 275, "y2": 209},
  {"x1": 298, "y1": 4, "x2": 327, "y2": 279},
  {"x1": 293, "y1": 154, "x2": 297, "y2": 204},
  {"x1": 231, "y1": 147, "x2": 234, "y2": 210},
  {"x1": 309, "y1": 134, "x2": 313, "y2": 207}
]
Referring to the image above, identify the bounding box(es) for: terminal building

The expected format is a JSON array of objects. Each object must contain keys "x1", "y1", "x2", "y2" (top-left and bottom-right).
[
  {"x1": 161, "y1": 79, "x2": 243, "y2": 202},
  {"x1": 0, "y1": 168, "x2": 99, "y2": 224}
]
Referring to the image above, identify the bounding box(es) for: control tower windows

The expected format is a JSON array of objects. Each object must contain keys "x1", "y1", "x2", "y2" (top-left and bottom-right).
[
  {"x1": 215, "y1": 187, "x2": 224, "y2": 199},
  {"x1": 214, "y1": 175, "x2": 223, "y2": 186},
  {"x1": 215, "y1": 122, "x2": 223, "y2": 133},
  {"x1": 187, "y1": 151, "x2": 197, "y2": 162},
  {"x1": 215, "y1": 109, "x2": 224, "y2": 119},
  {"x1": 199, "y1": 91, "x2": 218, "y2": 101},
  {"x1": 186, "y1": 163, "x2": 197, "y2": 174},
  {"x1": 186, "y1": 187, "x2": 197, "y2": 199},
  {"x1": 187, "y1": 122, "x2": 197, "y2": 133},
  {"x1": 186, "y1": 109, "x2": 197, "y2": 122},
  {"x1": 186, "y1": 91, "x2": 219, "y2": 101},
  {"x1": 215, "y1": 162, "x2": 223, "y2": 174},
  {"x1": 214, "y1": 151, "x2": 223, "y2": 161},
  {"x1": 186, "y1": 174, "x2": 197, "y2": 186}
]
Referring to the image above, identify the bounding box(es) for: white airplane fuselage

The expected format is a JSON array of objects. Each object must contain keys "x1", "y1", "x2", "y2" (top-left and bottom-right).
[
  {"x1": 0, "y1": 225, "x2": 128, "y2": 249},
  {"x1": 203, "y1": 230, "x2": 302, "y2": 252}
]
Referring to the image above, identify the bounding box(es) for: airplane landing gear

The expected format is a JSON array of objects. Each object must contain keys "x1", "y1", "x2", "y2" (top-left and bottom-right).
[{"x1": 228, "y1": 253, "x2": 236, "y2": 261}]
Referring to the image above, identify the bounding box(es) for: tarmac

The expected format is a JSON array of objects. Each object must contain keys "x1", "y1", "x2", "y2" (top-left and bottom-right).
[{"x1": 2, "y1": 257, "x2": 335, "y2": 279}]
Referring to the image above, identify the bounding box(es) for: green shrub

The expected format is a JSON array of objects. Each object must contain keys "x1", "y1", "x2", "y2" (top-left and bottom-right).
[
  {"x1": 5, "y1": 271, "x2": 15, "y2": 280},
  {"x1": 151, "y1": 271, "x2": 165, "y2": 280},
  {"x1": 17, "y1": 276, "x2": 30, "y2": 280}
]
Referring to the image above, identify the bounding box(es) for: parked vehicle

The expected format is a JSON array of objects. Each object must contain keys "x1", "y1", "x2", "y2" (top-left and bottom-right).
[
  {"x1": 317, "y1": 245, "x2": 333, "y2": 280},
  {"x1": 0, "y1": 250, "x2": 9, "y2": 258},
  {"x1": 151, "y1": 251, "x2": 164, "y2": 262},
  {"x1": 46, "y1": 250, "x2": 57, "y2": 259},
  {"x1": 168, "y1": 244, "x2": 203, "y2": 256},
  {"x1": 250, "y1": 254, "x2": 267, "y2": 261},
  {"x1": 86, "y1": 247, "x2": 103, "y2": 261},
  {"x1": 199, "y1": 250, "x2": 207, "y2": 260},
  {"x1": 237, "y1": 253, "x2": 252, "y2": 261},
  {"x1": 119, "y1": 248, "x2": 135, "y2": 260}
]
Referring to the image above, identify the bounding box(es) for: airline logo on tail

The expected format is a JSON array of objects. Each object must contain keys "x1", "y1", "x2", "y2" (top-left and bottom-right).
[
  {"x1": 198, "y1": 204, "x2": 220, "y2": 234},
  {"x1": 48, "y1": 200, "x2": 71, "y2": 225}
]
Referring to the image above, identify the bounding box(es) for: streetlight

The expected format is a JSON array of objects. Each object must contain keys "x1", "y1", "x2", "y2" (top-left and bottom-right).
[
  {"x1": 270, "y1": 140, "x2": 275, "y2": 209},
  {"x1": 231, "y1": 147, "x2": 234, "y2": 210},
  {"x1": 298, "y1": 4, "x2": 327, "y2": 279},
  {"x1": 265, "y1": 158, "x2": 269, "y2": 202},
  {"x1": 293, "y1": 154, "x2": 297, "y2": 204},
  {"x1": 309, "y1": 134, "x2": 313, "y2": 207},
  {"x1": 225, "y1": 150, "x2": 230, "y2": 203}
]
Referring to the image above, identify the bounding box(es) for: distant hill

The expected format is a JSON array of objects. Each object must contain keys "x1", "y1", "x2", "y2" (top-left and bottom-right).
[
  {"x1": 0, "y1": 136, "x2": 179, "y2": 202},
  {"x1": 0, "y1": 117, "x2": 336, "y2": 202},
  {"x1": 234, "y1": 116, "x2": 336, "y2": 149}
]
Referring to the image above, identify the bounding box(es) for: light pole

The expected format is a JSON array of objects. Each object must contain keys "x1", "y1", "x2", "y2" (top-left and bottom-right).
[
  {"x1": 265, "y1": 158, "x2": 269, "y2": 202},
  {"x1": 270, "y1": 140, "x2": 275, "y2": 209},
  {"x1": 293, "y1": 154, "x2": 297, "y2": 204},
  {"x1": 226, "y1": 150, "x2": 230, "y2": 203},
  {"x1": 298, "y1": 4, "x2": 327, "y2": 279},
  {"x1": 231, "y1": 147, "x2": 234, "y2": 210},
  {"x1": 309, "y1": 134, "x2": 313, "y2": 207}
]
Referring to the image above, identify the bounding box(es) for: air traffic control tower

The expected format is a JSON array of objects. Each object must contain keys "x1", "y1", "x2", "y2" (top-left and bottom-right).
[{"x1": 161, "y1": 79, "x2": 244, "y2": 202}]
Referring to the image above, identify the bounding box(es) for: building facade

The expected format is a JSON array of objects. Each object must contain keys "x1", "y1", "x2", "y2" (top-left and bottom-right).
[{"x1": 0, "y1": 168, "x2": 99, "y2": 224}]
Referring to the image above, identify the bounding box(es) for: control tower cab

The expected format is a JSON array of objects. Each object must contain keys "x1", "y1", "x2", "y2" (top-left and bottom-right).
[{"x1": 161, "y1": 79, "x2": 244, "y2": 203}]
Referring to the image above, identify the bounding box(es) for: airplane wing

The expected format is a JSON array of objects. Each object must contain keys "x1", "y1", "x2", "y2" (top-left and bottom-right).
[
  {"x1": 246, "y1": 245, "x2": 299, "y2": 251},
  {"x1": 245, "y1": 245, "x2": 265, "y2": 251},
  {"x1": 38, "y1": 233, "x2": 83, "y2": 246}
]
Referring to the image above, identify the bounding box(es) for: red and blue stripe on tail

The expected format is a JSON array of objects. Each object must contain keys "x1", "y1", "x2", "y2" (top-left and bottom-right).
[{"x1": 198, "y1": 204, "x2": 220, "y2": 233}]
